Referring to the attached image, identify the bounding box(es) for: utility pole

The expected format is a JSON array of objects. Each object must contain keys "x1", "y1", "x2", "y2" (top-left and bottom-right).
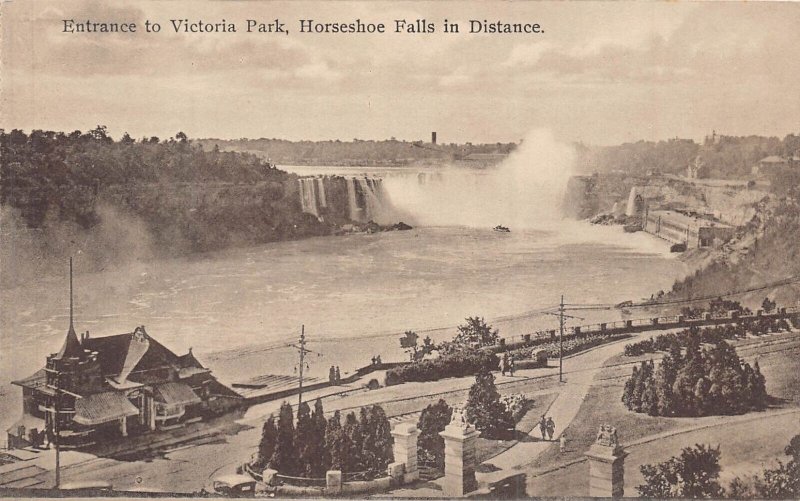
[
  {"x1": 292, "y1": 325, "x2": 321, "y2": 408},
  {"x1": 54, "y1": 371, "x2": 61, "y2": 489},
  {"x1": 298, "y1": 325, "x2": 305, "y2": 407},
  {"x1": 54, "y1": 257, "x2": 74, "y2": 489},
  {"x1": 559, "y1": 295, "x2": 565, "y2": 383}
]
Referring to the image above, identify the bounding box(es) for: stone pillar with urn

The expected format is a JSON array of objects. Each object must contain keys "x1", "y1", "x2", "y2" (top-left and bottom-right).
[
  {"x1": 439, "y1": 407, "x2": 480, "y2": 497},
  {"x1": 585, "y1": 424, "x2": 627, "y2": 498}
]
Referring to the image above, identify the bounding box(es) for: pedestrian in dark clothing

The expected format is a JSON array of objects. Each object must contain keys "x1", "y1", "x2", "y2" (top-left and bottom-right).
[
  {"x1": 509, "y1": 356, "x2": 515, "y2": 376},
  {"x1": 546, "y1": 417, "x2": 555, "y2": 441},
  {"x1": 539, "y1": 416, "x2": 548, "y2": 441},
  {"x1": 502, "y1": 353, "x2": 509, "y2": 376},
  {"x1": 329, "y1": 366, "x2": 336, "y2": 383},
  {"x1": 335, "y1": 366, "x2": 341, "y2": 384}
]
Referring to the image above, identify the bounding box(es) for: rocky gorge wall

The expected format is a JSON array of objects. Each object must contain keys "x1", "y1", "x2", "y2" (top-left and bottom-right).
[{"x1": 563, "y1": 174, "x2": 769, "y2": 226}]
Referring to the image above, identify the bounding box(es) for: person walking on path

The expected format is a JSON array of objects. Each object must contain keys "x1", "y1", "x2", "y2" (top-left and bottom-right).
[
  {"x1": 334, "y1": 366, "x2": 341, "y2": 384},
  {"x1": 546, "y1": 417, "x2": 555, "y2": 441},
  {"x1": 500, "y1": 354, "x2": 507, "y2": 376},
  {"x1": 560, "y1": 431, "x2": 567, "y2": 453},
  {"x1": 509, "y1": 355, "x2": 516, "y2": 376},
  {"x1": 539, "y1": 415, "x2": 548, "y2": 441}
]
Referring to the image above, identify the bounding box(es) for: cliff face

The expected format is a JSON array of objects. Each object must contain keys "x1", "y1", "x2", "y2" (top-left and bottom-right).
[
  {"x1": 562, "y1": 174, "x2": 644, "y2": 219},
  {"x1": 563, "y1": 174, "x2": 768, "y2": 226},
  {"x1": 563, "y1": 172, "x2": 799, "y2": 307}
]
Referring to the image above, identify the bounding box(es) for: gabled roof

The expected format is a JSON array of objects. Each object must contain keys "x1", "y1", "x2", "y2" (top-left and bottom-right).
[
  {"x1": 82, "y1": 333, "x2": 134, "y2": 376},
  {"x1": 82, "y1": 326, "x2": 193, "y2": 381}
]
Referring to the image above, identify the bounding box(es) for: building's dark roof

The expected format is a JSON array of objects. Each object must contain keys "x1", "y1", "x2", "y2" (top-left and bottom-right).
[
  {"x1": 82, "y1": 327, "x2": 201, "y2": 381},
  {"x1": 207, "y1": 379, "x2": 244, "y2": 399},
  {"x1": 10, "y1": 368, "x2": 54, "y2": 395},
  {"x1": 82, "y1": 333, "x2": 134, "y2": 376},
  {"x1": 177, "y1": 350, "x2": 205, "y2": 369},
  {"x1": 73, "y1": 391, "x2": 139, "y2": 426},
  {"x1": 154, "y1": 382, "x2": 202, "y2": 407},
  {"x1": 53, "y1": 326, "x2": 83, "y2": 360}
]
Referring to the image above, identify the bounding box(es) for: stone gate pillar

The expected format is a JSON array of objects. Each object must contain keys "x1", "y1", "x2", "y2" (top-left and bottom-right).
[
  {"x1": 390, "y1": 422, "x2": 420, "y2": 483},
  {"x1": 439, "y1": 409, "x2": 480, "y2": 497},
  {"x1": 585, "y1": 424, "x2": 627, "y2": 498}
]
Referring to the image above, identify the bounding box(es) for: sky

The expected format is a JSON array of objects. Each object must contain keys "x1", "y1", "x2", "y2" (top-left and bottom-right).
[{"x1": 1, "y1": 1, "x2": 799, "y2": 145}]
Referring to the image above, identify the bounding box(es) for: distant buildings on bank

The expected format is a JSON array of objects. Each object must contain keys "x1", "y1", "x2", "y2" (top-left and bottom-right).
[{"x1": 752, "y1": 154, "x2": 800, "y2": 177}]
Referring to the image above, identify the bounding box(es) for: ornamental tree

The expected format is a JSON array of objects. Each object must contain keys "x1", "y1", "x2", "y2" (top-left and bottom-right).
[
  {"x1": 417, "y1": 399, "x2": 453, "y2": 468},
  {"x1": 464, "y1": 370, "x2": 513, "y2": 439},
  {"x1": 271, "y1": 401, "x2": 297, "y2": 475}
]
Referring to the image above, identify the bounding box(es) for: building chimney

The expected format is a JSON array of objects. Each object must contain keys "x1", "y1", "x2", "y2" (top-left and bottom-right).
[{"x1": 431, "y1": 131, "x2": 437, "y2": 145}]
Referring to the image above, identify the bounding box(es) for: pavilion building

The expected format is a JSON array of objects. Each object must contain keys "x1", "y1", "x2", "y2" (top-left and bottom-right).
[{"x1": 8, "y1": 324, "x2": 242, "y2": 449}]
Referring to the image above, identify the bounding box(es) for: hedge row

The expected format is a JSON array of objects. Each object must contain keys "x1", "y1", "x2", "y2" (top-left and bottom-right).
[{"x1": 385, "y1": 349, "x2": 498, "y2": 386}]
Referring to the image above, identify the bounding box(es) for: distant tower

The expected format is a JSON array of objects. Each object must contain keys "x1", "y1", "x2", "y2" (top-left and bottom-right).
[{"x1": 431, "y1": 132, "x2": 437, "y2": 145}]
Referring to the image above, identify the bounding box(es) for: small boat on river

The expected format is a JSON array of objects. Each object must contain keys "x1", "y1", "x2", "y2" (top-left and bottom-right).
[{"x1": 494, "y1": 225, "x2": 510, "y2": 233}]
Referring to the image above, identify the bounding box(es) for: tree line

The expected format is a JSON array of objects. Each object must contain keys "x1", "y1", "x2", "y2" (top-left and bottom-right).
[
  {"x1": 638, "y1": 435, "x2": 800, "y2": 499},
  {"x1": 251, "y1": 399, "x2": 394, "y2": 479},
  {"x1": 575, "y1": 132, "x2": 800, "y2": 179}
]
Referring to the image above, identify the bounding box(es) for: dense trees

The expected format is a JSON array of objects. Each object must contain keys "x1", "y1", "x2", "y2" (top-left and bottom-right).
[
  {"x1": 622, "y1": 338, "x2": 768, "y2": 417},
  {"x1": 639, "y1": 435, "x2": 800, "y2": 499},
  {"x1": 464, "y1": 371, "x2": 514, "y2": 439},
  {"x1": 416, "y1": 399, "x2": 453, "y2": 468},
  {"x1": 252, "y1": 415, "x2": 278, "y2": 470},
  {"x1": 623, "y1": 320, "x2": 792, "y2": 358},
  {"x1": 193, "y1": 137, "x2": 518, "y2": 167},
  {"x1": 638, "y1": 444, "x2": 724, "y2": 498},
  {"x1": 0, "y1": 128, "x2": 336, "y2": 286},
  {"x1": 575, "y1": 133, "x2": 799, "y2": 179},
  {"x1": 250, "y1": 400, "x2": 393, "y2": 478}
]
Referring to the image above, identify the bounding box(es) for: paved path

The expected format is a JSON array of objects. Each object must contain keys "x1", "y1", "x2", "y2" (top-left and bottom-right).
[{"x1": 475, "y1": 336, "x2": 638, "y2": 484}]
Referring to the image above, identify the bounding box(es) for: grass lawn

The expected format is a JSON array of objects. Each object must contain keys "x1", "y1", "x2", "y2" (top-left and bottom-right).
[
  {"x1": 475, "y1": 392, "x2": 558, "y2": 465},
  {"x1": 524, "y1": 334, "x2": 800, "y2": 497}
]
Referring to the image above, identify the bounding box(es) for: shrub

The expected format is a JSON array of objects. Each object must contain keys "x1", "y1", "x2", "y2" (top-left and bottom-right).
[
  {"x1": 417, "y1": 400, "x2": 452, "y2": 468},
  {"x1": 500, "y1": 393, "x2": 532, "y2": 423},
  {"x1": 464, "y1": 371, "x2": 514, "y2": 439},
  {"x1": 385, "y1": 348, "x2": 498, "y2": 386}
]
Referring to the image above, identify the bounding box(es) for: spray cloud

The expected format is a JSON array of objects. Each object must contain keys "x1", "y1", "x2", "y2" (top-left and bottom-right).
[{"x1": 382, "y1": 129, "x2": 575, "y2": 229}]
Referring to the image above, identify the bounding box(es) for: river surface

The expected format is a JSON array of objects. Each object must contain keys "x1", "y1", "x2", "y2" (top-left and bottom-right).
[{"x1": 0, "y1": 222, "x2": 686, "y2": 432}]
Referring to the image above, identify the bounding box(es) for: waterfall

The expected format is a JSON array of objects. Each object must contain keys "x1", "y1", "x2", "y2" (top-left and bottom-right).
[
  {"x1": 625, "y1": 187, "x2": 639, "y2": 217},
  {"x1": 298, "y1": 178, "x2": 320, "y2": 218},
  {"x1": 358, "y1": 178, "x2": 377, "y2": 222},
  {"x1": 315, "y1": 177, "x2": 327, "y2": 208},
  {"x1": 346, "y1": 177, "x2": 364, "y2": 222}
]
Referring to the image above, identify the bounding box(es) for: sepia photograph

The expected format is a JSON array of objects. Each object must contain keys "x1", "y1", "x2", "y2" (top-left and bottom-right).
[{"x1": 1, "y1": 0, "x2": 799, "y2": 498}]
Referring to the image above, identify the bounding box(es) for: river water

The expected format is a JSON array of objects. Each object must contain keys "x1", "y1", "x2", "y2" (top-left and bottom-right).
[{"x1": 0, "y1": 223, "x2": 686, "y2": 427}]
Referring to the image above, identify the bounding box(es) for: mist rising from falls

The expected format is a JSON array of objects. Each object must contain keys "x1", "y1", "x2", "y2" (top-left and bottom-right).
[{"x1": 382, "y1": 129, "x2": 575, "y2": 229}]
